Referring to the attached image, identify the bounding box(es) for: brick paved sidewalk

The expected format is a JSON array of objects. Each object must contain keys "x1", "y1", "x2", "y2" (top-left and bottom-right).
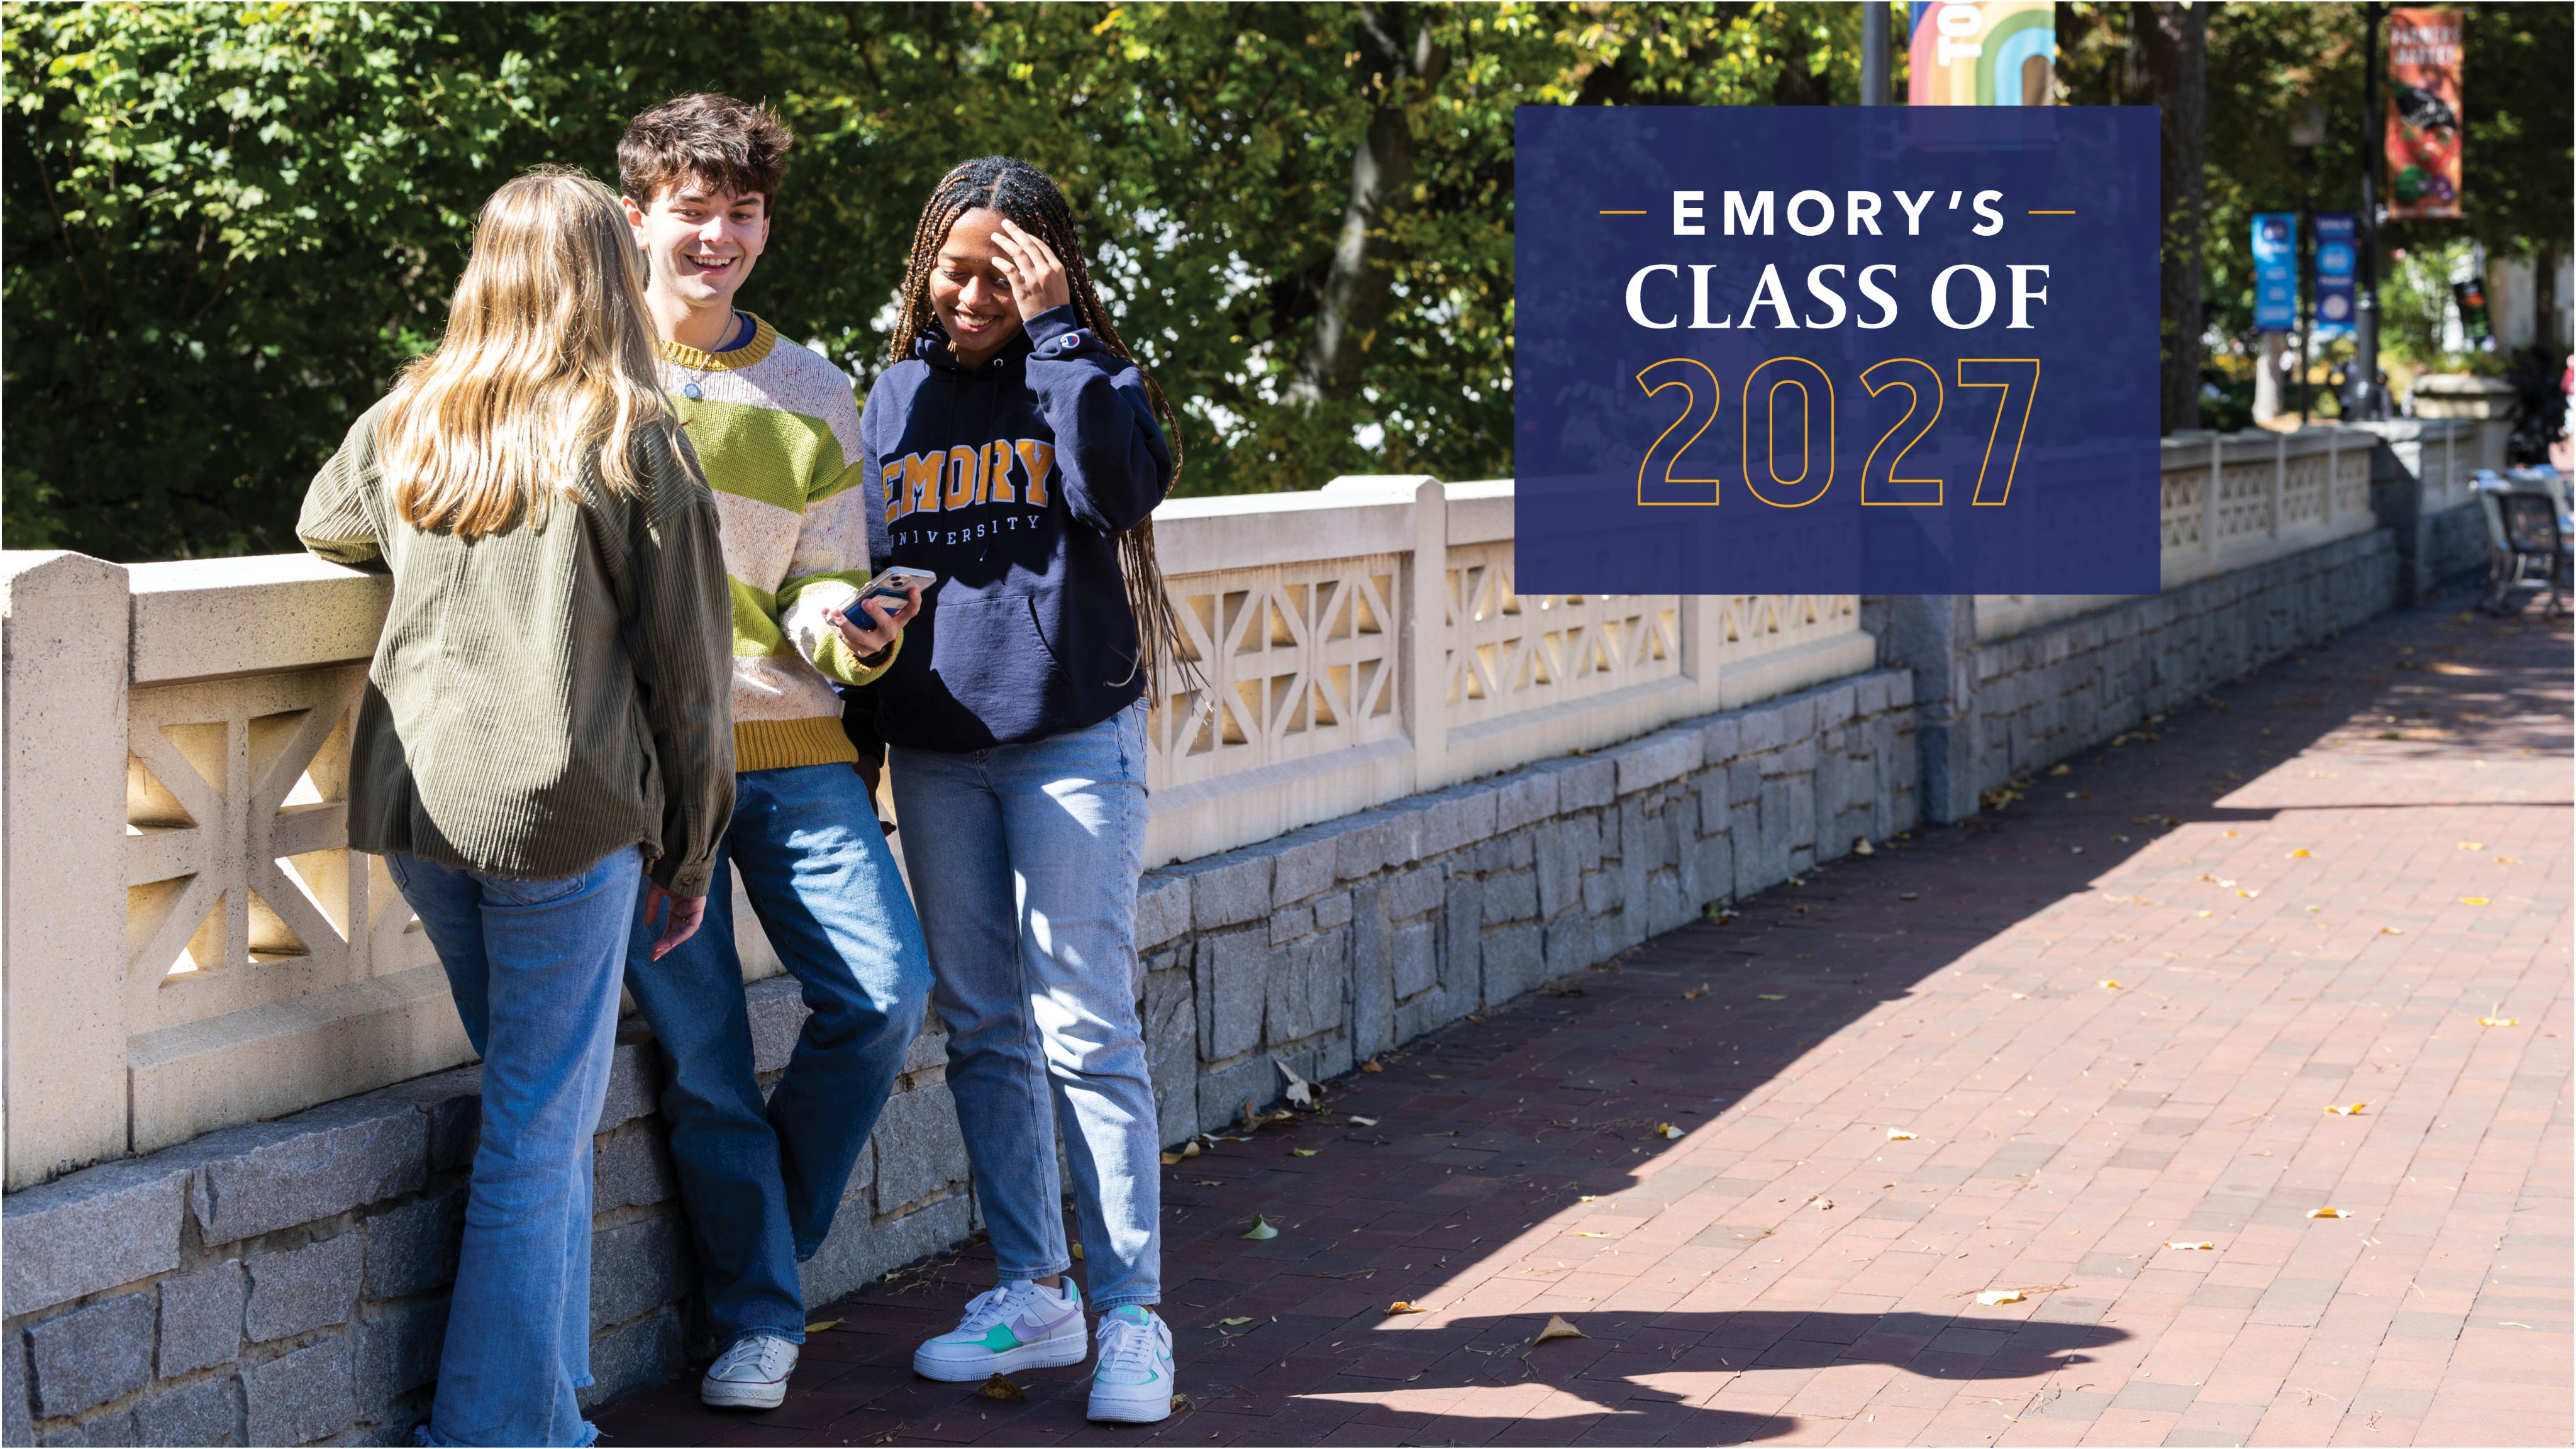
[{"x1": 597, "y1": 591, "x2": 2570, "y2": 1448}]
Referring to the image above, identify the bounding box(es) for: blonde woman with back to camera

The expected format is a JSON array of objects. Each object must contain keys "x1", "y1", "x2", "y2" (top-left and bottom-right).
[{"x1": 297, "y1": 168, "x2": 735, "y2": 1446}]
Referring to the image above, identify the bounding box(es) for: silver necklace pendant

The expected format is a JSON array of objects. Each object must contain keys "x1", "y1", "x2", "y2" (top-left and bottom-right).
[{"x1": 682, "y1": 381, "x2": 703, "y2": 399}]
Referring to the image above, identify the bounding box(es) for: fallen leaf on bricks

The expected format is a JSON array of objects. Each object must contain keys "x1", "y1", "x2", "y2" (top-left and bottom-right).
[
  {"x1": 1576, "y1": 1231, "x2": 1609, "y2": 1238},
  {"x1": 1241, "y1": 1216, "x2": 1279, "y2": 1240},
  {"x1": 1758, "y1": 994, "x2": 1787, "y2": 1002},
  {"x1": 1854, "y1": 838, "x2": 1876, "y2": 855},
  {"x1": 2326, "y1": 1104, "x2": 2365, "y2": 1116},
  {"x1": 1887, "y1": 1128, "x2": 1918, "y2": 1141},
  {"x1": 2099, "y1": 980, "x2": 2123, "y2": 990},
  {"x1": 2479, "y1": 1017, "x2": 2519, "y2": 1028},
  {"x1": 1533, "y1": 1316, "x2": 1587, "y2": 1344},
  {"x1": 2287, "y1": 848, "x2": 2311, "y2": 858},
  {"x1": 2011, "y1": 992, "x2": 2028, "y2": 999},
  {"x1": 2047, "y1": 764, "x2": 2071, "y2": 777},
  {"x1": 2458, "y1": 841, "x2": 2484, "y2": 851},
  {"x1": 1360, "y1": 1058, "x2": 1384, "y2": 1074},
  {"x1": 1655, "y1": 1123, "x2": 1684, "y2": 1139},
  {"x1": 2307, "y1": 1208, "x2": 2345, "y2": 1219},
  {"x1": 2460, "y1": 897, "x2": 2489, "y2": 906},
  {"x1": 1809, "y1": 1194, "x2": 1835, "y2": 1211},
  {"x1": 1170, "y1": 1394, "x2": 1191, "y2": 1411},
  {"x1": 2197, "y1": 911, "x2": 2213, "y2": 918},
  {"x1": 1218, "y1": 1317, "x2": 1253, "y2": 1326},
  {"x1": 806, "y1": 1319, "x2": 841, "y2": 1333},
  {"x1": 1976, "y1": 1291, "x2": 2025, "y2": 1306},
  {"x1": 1683, "y1": 984, "x2": 1709, "y2": 1000},
  {"x1": 979, "y1": 1374, "x2": 1026, "y2": 1401},
  {"x1": 1386, "y1": 1301, "x2": 1428, "y2": 1314},
  {"x1": 1071, "y1": 1241, "x2": 1084, "y2": 1260},
  {"x1": 1291, "y1": 1148, "x2": 1318, "y2": 1157},
  {"x1": 1276, "y1": 1058, "x2": 1315, "y2": 1108},
  {"x1": 2380, "y1": 927, "x2": 2404, "y2": 935},
  {"x1": 2165, "y1": 1241, "x2": 2214, "y2": 1251},
  {"x1": 1899, "y1": 892, "x2": 1919, "y2": 901},
  {"x1": 1349, "y1": 1116, "x2": 1380, "y2": 1126},
  {"x1": 2236, "y1": 889, "x2": 2260, "y2": 898}
]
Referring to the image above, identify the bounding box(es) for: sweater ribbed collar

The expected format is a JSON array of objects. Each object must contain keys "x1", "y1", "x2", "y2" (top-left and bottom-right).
[{"x1": 659, "y1": 313, "x2": 777, "y2": 372}]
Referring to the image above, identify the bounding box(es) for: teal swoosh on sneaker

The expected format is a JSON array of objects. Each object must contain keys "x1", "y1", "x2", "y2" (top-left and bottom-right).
[{"x1": 977, "y1": 1323, "x2": 1024, "y2": 1352}]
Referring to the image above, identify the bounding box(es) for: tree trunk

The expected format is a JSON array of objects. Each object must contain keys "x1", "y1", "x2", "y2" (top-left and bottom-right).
[
  {"x1": 1290, "y1": 4, "x2": 1443, "y2": 407},
  {"x1": 2132, "y1": 2, "x2": 2208, "y2": 434}
]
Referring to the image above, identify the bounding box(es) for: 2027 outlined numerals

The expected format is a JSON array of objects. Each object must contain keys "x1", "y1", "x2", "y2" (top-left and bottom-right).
[{"x1": 1630, "y1": 355, "x2": 2040, "y2": 508}]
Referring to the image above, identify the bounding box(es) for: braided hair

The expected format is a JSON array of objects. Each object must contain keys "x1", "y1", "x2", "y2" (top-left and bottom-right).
[{"x1": 891, "y1": 156, "x2": 1194, "y2": 697}]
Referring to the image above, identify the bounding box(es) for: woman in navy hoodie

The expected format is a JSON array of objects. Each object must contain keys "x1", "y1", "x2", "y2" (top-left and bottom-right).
[{"x1": 852, "y1": 157, "x2": 1182, "y2": 1425}]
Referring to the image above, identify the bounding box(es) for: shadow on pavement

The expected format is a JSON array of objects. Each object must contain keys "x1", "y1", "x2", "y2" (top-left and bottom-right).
[{"x1": 591, "y1": 583, "x2": 2567, "y2": 1446}]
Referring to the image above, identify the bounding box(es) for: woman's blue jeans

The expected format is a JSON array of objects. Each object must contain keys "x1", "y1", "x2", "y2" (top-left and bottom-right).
[
  {"x1": 388, "y1": 847, "x2": 641, "y2": 1449},
  {"x1": 890, "y1": 701, "x2": 1162, "y2": 1309}
]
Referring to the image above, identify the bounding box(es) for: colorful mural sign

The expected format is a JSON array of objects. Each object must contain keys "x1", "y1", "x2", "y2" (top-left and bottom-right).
[
  {"x1": 2384, "y1": 7, "x2": 2463, "y2": 221},
  {"x1": 1907, "y1": 1, "x2": 2057, "y2": 106}
]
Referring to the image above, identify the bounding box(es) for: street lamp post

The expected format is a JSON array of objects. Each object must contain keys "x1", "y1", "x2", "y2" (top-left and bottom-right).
[
  {"x1": 2292, "y1": 104, "x2": 2326, "y2": 425},
  {"x1": 1862, "y1": 3, "x2": 1889, "y2": 106},
  {"x1": 2346, "y1": 2, "x2": 2387, "y2": 419}
]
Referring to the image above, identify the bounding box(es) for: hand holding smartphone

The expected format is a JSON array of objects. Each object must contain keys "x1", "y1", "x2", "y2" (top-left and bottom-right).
[{"x1": 831, "y1": 565, "x2": 935, "y2": 658}]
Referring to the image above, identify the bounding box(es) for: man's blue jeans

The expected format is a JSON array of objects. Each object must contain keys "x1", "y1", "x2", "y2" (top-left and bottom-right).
[
  {"x1": 622, "y1": 763, "x2": 931, "y2": 1348},
  {"x1": 889, "y1": 701, "x2": 1162, "y2": 1309},
  {"x1": 390, "y1": 846, "x2": 641, "y2": 1448}
]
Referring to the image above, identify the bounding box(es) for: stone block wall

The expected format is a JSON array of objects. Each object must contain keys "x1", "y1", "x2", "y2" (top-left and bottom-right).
[
  {"x1": 1, "y1": 992, "x2": 964, "y2": 1446},
  {"x1": 1, "y1": 667, "x2": 1918, "y2": 1445},
  {"x1": 1965, "y1": 528, "x2": 2399, "y2": 798}
]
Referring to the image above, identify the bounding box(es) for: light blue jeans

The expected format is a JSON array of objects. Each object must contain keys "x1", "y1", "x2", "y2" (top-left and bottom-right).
[
  {"x1": 388, "y1": 847, "x2": 641, "y2": 1449},
  {"x1": 890, "y1": 701, "x2": 1161, "y2": 1309},
  {"x1": 621, "y1": 762, "x2": 930, "y2": 1349}
]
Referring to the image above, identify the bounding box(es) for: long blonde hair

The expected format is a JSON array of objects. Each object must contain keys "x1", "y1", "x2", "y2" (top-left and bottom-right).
[{"x1": 382, "y1": 168, "x2": 673, "y2": 539}]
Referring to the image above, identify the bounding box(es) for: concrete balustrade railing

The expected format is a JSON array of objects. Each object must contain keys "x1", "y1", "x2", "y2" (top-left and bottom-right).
[
  {"x1": 1, "y1": 477, "x2": 1877, "y2": 1192},
  {"x1": 1973, "y1": 422, "x2": 2441, "y2": 645}
]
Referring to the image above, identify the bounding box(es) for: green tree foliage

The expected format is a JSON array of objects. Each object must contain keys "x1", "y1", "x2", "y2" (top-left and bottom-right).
[
  {"x1": 11, "y1": 1, "x2": 1882, "y2": 562},
  {"x1": 2062, "y1": 2, "x2": 2570, "y2": 387}
]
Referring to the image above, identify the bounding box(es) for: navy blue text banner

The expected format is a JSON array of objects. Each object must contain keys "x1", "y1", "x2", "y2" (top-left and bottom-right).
[{"x1": 1514, "y1": 106, "x2": 2162, "y2": 596}]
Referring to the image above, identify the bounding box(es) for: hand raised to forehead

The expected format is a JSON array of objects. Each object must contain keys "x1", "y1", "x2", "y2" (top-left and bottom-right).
[{"x1": 987, "y1": 218, "x2": 1072, "y2": 322}]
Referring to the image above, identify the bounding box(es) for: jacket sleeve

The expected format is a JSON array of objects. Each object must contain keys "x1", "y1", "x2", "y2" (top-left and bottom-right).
[
  {"x1": 775, "y1": 380, "x2": 901, "y2": 687},
  {"x1": 1020, "y1": 306, "x2": 1173, "y2": 536},
  {"x1": 628, "y1": 426, "x2": 738, "y2": 898},
  {"x1": 296, "y1": 405, "x2": 394, "y2": 574}
]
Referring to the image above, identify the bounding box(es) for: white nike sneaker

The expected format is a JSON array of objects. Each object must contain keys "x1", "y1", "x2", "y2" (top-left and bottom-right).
[
  {"x1": 1086, "y1": 1306, "x2": 1175, "y2": 1424},
  {"x1": 700, "y1": 1333, "x2": 798, "y2": 1409},
  {"x1": 913, "y1": 1279, "x2": 1089, "y2": 1381}
]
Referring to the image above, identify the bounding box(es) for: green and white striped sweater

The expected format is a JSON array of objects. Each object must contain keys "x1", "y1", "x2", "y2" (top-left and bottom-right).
[{"x1": 660, "y1": 315, "x2": 894, "y2": 772}]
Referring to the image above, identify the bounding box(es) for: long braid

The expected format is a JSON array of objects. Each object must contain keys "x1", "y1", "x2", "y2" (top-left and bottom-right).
[{"x1": 891, "y1": 158, "x2": 1197, "y2": 697}]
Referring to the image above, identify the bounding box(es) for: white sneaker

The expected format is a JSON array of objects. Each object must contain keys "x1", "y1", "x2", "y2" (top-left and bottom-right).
[
  {"x1": 1085, "y1": 1306, "x2": 1175, "y2": 1424},
  {"x1": 913, "y1": 1279, "x2": 1089, "y2": 1381},
  {"x1": 700, "y1": 1333, "x2": 797, "y2": 1410}
]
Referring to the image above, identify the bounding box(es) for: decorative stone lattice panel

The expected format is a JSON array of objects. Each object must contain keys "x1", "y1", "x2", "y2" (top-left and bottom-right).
[
  {"x1": 2162, "y1": 467, "x2": 2203, "y2": 551},
  {"x1": 125, "y1": 667, "x2": 425, "y2": 1034},
  {"x1": 1711, "y1": 592, "x2": 1860, "y2": 661},
  {"x1": 2214, "y1": 458, "x2": 2279, "y2": 544},
  {"x1": 1441, "y1": 541, "x2": 1681, "y2": 728},
  {"x1": 1146, "y1": 557, "x2": 1405, "y2": 791}
]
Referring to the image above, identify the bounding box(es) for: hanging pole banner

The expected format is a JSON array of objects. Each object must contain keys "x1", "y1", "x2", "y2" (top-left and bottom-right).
[
  {"x1": 2253, "y1": 213, "x2": 2299, "y2": 333},
  {"x1": 2385, "y1": 7, "x2": 2463, "y2": 220},
  {"x1": 2314, "y1": 213, "x2": 2359, "y2": 337},
  {"x1": 1513, "y1": 106, "x2": 2160, "y2": 596}
]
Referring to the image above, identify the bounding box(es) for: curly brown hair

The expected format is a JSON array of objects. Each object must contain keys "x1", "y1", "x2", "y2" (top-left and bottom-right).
[
  {"x1": 616, "y1": 93, "x2": 793, "y2": 209},
  {"x1": 893, "y1": 156, "x2": 1194, "y2": 696}
]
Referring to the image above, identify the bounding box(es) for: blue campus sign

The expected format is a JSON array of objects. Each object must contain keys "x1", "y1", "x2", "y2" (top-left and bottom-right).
[
  {"x1": 2252, "y1": 213, "x2": 2298, "y2": 333},
  {"x1": 1513, "y1": 107, "x2": 2162, "y2": 596},
  {"x1": 2313, "y1": 213, "x2": 2358, "y2": 338}
]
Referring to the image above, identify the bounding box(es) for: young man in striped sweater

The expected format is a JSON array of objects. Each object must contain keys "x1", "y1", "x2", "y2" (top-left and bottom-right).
[{"x1": 616, "y1": 94, "x2": 931, "y2": 1412}]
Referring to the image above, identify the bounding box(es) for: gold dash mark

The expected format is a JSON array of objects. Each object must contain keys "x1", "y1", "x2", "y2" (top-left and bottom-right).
[
  {"x1": 2028, "y1": 209, "x2": 2077, "y2": 215},
  {"x1": 1599, "y1": 209, "x2": 1648, "y2": 215}
]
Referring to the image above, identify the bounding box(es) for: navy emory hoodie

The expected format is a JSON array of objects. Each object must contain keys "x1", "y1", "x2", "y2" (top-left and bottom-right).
[{"x1": 852, "y1": 304, "x2": 1174, "y2": 752}]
